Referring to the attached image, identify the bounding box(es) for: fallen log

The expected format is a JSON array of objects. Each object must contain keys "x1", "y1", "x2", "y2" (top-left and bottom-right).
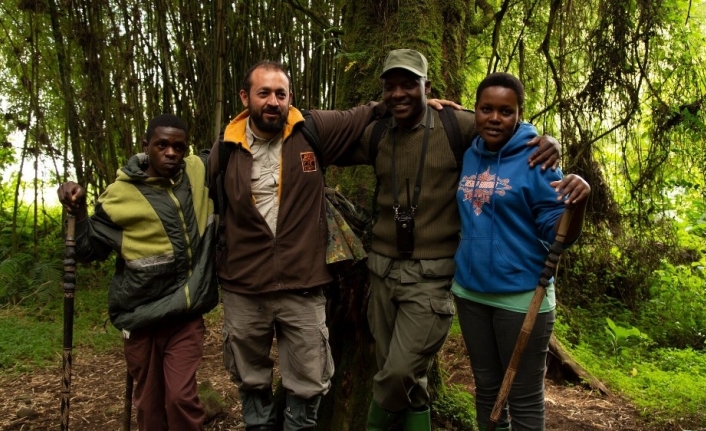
[{"x1": 547, "y1": 334, "x2": 612, "y2": 396}]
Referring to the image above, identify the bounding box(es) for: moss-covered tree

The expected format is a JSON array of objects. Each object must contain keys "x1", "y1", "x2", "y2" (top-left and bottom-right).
[{"x1": 318, "y1": 2, "x2": 494, "y2": 429}]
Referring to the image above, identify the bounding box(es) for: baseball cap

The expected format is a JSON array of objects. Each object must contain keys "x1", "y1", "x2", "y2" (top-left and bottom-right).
[{"x1": 380, "y1": 49, "x2": 428, "y2": 79}]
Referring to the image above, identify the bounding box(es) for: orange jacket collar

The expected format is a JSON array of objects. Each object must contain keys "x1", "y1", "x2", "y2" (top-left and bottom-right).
[{"x1": 223, "y1": 107, "x2": 305, "y2": 152}]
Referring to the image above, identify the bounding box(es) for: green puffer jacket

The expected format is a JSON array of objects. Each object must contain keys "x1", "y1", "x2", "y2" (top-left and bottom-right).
[{"x1": 74, "y1": 152, "x2": 219, "y2": 331}]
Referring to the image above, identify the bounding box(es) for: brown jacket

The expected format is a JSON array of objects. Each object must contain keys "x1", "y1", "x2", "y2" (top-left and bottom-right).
[{"x1": 210, "y1": 104, "x2": 377, "y2": 294}]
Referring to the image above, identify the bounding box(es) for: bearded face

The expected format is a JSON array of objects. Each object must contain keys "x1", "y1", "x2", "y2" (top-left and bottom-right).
[
  {"x1": 239, "y1": 67, "x2": 292, "y2": 139},
  {"x1": 249, "y1": 102, "x2": 288, "y2": 135}
]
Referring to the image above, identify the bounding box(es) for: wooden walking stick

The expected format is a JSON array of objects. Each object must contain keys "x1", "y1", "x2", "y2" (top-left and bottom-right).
[
  {"x1": 123, "y1": 369, "x2": 133, "y2": 431},
  {"x1": 486, "y1": 206, "x2": 575, "y2": 431},
  {"x1": 60, "y1": 214, "x2": 76, "y2": 431}
]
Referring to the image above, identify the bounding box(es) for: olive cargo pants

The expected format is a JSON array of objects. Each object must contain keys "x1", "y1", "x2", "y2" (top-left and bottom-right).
[{"x1": 367, "y1": 251, "x2": 455, "y2": 412}]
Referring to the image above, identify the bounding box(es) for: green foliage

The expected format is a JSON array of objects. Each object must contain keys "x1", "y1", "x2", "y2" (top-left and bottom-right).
[
  {"x1": 570, "y1": 339, "x2": 706, "y2": 427},
  {"x1": 0, "y1": 200, "x2": 65, "y2": 306},
  {"x1": 0, "y1": 252, "x2": 63, "y2": 305},
  {"x1": 605, "y1": 317, "x2": 653, "y2": 364},
  {"x1": 198, "y1": 380, "x2": 227, "y2": 420},
  {"x1": 672, "y1": 195, "x2": 706, "y2": 246},
  {"x1": 432, "y1": 384, "x2": 477, "y2": 431},
  {"x1": 618, "y1": 190, "x2": 706, "y2": 350},
  {"x1": 0, "y1": 309, "x2": 62, "y2": 371},
  {"x1": 449, "y1": 314, "x2": 462, "y2": 337},
  {"x1": 557, "y1": 305, "x2": 706, "y2": 428},
  {"x1": 0, "y1": 279, "x2": 120, "y2": 374},
  {"x1": 640, "y1": 260, "x2": 706, "y2": 349},
  {"x1": 0, "y1": 201, "x2": 118, "y2": 371},
  {"x1": 557, "y1": 203, "x2": 706, "y2": 425},
  {"x1": 326, "y1": 165, "x2": 377, "y2": 209},
  {"x1": 560, "y1": 227, "x2": 667, "y2": 310}
]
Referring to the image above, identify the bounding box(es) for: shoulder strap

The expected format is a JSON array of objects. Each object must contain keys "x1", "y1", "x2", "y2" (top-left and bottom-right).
[
  {"x1": 437, "y1": 105, "x2": 464, "y2": 169},
  {"x1": 216, "y1": 132, "x2": 231, "y2": 218},
  {"x1": 366, "y1": 116, "x2": 390, "y2": 220},
  {"x1": 368, "y1": 117, "x2": 389, "y2": 166},
  {"x1": 218, "y1": 132, "x2": 229, "y2": 171},
  {"x1": 368, "y1": 107, "x2": 464, "y2": 169}
]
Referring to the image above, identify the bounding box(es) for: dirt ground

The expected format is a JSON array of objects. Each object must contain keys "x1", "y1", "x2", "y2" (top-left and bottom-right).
[{"x1": 0, "y1": 313, "x2": 698, "y2": 431}]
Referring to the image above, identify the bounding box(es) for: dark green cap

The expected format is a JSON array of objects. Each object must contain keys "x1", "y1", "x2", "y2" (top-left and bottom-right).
[{"x1": 380, "y1": 49, "x2": 428, "y2": 79}]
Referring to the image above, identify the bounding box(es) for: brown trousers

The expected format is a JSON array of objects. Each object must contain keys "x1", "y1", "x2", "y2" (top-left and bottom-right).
[{"x1": 124, "y1": 315, "x2": 206, "y2": 431}]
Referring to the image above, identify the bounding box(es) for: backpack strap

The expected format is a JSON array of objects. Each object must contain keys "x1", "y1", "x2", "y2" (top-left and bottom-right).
[
  {"x1": 215, "y1": 133, "x2": 231, "y2": 216},
  {"x1": 368, "y1": 106, "x2": 465, "y2": 168},
  {"x1": 368, "y1": 117, "x2": 389, "y2": 166},
  {"x1": 437, "y1": 105, "x2": 465, "y2": 169},
  {"x1": 215, "y1": 134, "x2": 233, "y2": 250}
]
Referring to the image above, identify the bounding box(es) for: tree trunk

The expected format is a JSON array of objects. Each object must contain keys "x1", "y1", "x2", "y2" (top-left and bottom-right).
[
  {"x1": 46, "y1": 0, "x2": 85, "y2": 186},
  {"x1": 12, "y1": 128, "x2": 28, "y2": 254},
  {"x1": 318, "y1": 264, "x2": 376, "y2": 431},
  {"x1": 336, "y1": 0, "x2": 488, "y2": 107},
  {"x1": 213, "y1": 0, "x2": 225, "y2": 142},
  {"x1": 316, "y1": 1, "x2": 485, "y2": 429}
]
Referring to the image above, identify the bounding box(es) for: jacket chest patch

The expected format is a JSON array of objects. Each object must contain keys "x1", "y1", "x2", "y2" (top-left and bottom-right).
[{"x1": 300, "y1": 151, "x2": 318, "y2": 172}]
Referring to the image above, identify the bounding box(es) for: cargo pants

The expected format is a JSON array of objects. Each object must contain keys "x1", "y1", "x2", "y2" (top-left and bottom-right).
[{"x1": 367, "y1": 251, "x2": 456, "y2": 412}]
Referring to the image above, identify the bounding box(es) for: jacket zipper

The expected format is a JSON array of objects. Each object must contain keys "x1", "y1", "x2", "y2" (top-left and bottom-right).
[{"x1": 168, "y1": 180, "x2": 193, "y2": 309}]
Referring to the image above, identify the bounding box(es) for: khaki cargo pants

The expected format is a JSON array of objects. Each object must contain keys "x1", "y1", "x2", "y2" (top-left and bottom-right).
[
  {"x1": 222, "y1": 288, "x2": 334, "y2": 399},
  {"x1": 367, "y1": 251, "x2": 456, "y2": 412}
]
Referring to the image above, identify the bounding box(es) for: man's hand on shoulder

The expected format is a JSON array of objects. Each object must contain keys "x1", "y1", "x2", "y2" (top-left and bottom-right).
[
  {"x1": 527, "y1": 135, "x2": 561, "y2": 171},
  {"x1": 427, "y1": 98, "x2": 464, "y2": 111}
]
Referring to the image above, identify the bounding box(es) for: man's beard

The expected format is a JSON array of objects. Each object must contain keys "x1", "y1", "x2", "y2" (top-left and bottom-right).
[{"x1": 250, "y1": 106, "x2": 287, "y2": 134}]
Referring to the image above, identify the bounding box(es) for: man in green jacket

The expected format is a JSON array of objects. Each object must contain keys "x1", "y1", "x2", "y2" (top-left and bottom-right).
[{"x1": 58, "y1": 113, "x2": 218, "y2": 431}]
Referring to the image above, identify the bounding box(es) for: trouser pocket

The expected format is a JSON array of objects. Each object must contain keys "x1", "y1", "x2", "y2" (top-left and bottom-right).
[{"x1": 412, "y1": 294, "x2": 455, "y2": 355}]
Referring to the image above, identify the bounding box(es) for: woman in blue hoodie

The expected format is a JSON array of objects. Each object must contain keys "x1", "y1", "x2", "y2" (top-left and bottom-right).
[{"x1": 453, "y1": 72, "x2": 590, "y2": 431}]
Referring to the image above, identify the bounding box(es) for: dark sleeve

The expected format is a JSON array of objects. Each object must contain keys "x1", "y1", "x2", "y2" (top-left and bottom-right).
[
  {"x1": 196, "y1": 148, "x2": 211, "y2": 186},
  {"x1": 333, "y1": 119, "x2": 381, "y2": 167},
  {"x1": 74, "y1": 205, "x2": 120, "y2": 264},
  {"x1": 197, "y1": 148, "x2": 211, "y2": 164},
  {"x1": 206, "y1": 138, "x2": 221, "y2": 201},
  {"x1": 309, "y1": 102, "x2": 381, "y2": 167}
]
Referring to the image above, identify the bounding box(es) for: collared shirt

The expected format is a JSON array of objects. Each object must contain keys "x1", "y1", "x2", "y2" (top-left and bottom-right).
[
  {"x1": 246, "y1": 120, "x2": 283, "y2": 235},
  {"x1": 388, "y1": 106, "x2": 436, "y2": 132}
]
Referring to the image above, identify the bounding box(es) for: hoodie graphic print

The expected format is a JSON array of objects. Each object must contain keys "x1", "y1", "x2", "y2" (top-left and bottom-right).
[{"x1": 459, "y1": 167, "x2": 512, "y2": 216}]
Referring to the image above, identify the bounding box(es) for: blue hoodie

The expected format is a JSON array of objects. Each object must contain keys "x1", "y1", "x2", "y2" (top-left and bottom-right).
[{"x1": 453, "y1": 122, "x2": 565, "y2": 294}]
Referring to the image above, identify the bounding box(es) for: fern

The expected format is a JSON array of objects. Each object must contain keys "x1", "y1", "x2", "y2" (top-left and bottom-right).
[{"x1": 0, "y1": 253, "x2": 62, "y2": 306}]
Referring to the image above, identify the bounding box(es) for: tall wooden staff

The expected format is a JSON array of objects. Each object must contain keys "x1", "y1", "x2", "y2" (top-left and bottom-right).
[
  {"x1": 123, "y1": 369, "x2": 133, "y2": 431},
  {"x1": 487, "y1": 206, "x2": 575, "y2": 431},
  {"x1": 60, "y1": 214, "x2": 76, "y2": 431}
]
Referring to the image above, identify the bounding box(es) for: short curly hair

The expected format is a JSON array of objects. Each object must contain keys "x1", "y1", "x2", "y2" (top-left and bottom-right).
[
  {"x1": 475, "y1": 72, "x2": 525, "y2": 111},
  {"x1": 145, "y1": 114, "x2": 188, "y2": 141}
]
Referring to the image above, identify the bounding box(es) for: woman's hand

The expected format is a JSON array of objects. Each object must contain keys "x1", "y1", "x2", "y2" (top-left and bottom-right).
[{"x1": 550, "y1": 174, "x2": 591, "y2": 205}]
